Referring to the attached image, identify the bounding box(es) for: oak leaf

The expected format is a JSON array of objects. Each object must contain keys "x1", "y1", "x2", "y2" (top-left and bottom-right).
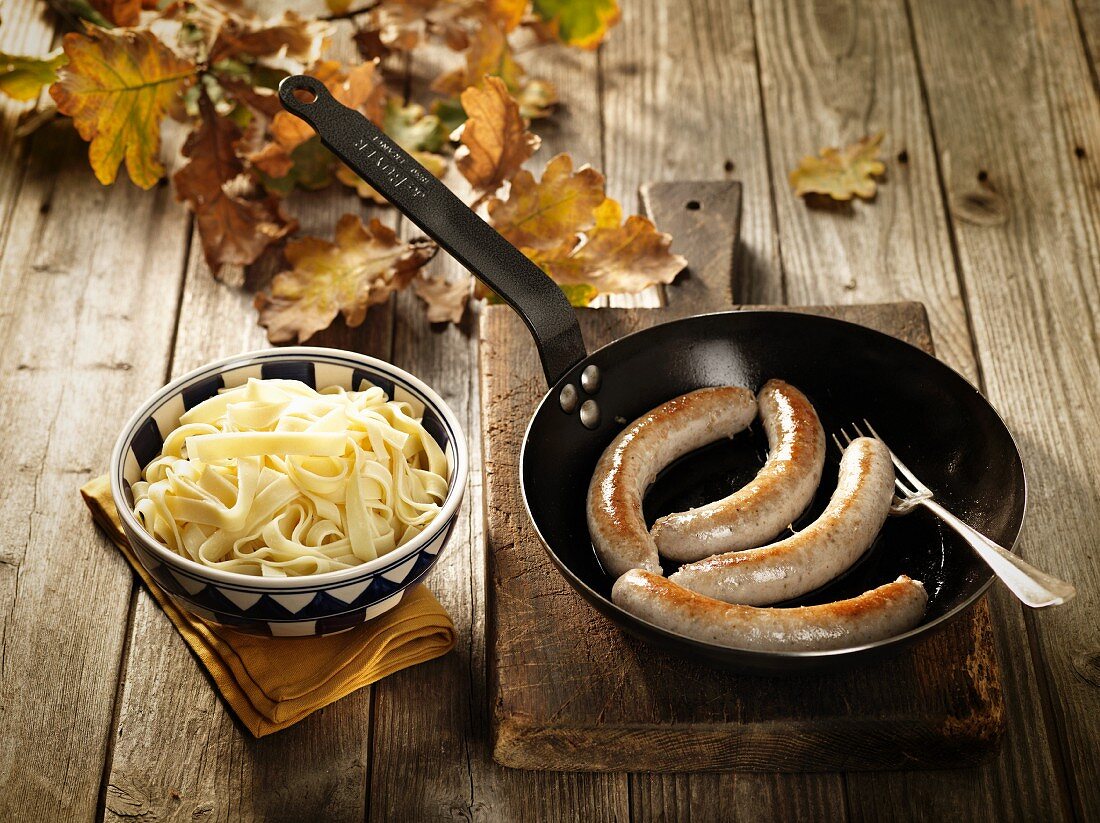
[
  {"x1": 383, "y1": 98, "x2": 446, "y2": 153},
  {"x1": 487, "y1": 0, "x2": 527, "y2": 32},
  {"x1": 174, "y1": 98, "x2": 297, "y2": 276},
  {"x1": 431, "y1": 21, "x2": 523, "y2": 96},
  {"x1": 456, "y1": 76, "x2": 539, "y2": 197},
  {"x1": 415, "y1": 273, "x2": 472, "y2": 323},
  {"x1": 0, "y1": 49, "x2": 66, "y2": 102},
  {"x1": 541, "y1": 198, "x2": 686, "y2": 293},
  {"x1": 89, "y1": 0, "x2": 142, "y2": 27},
  {"x1": 487, "y1": 153, "x2": 604, "y2": 251},
  {"x1": 789, "y1": 133, "x2": 886, "y2": 201},
  {"x1": 209, "y1": 10, "x2": 329, "y2": 65},
  {"x1": 255, "y1": 215, "x2": 436, "y2": 343},
  {"x1": 532, "y1": 0, "x2": 621, "y2": 49},
  {"x1": 50, "y1": 27, "x2": 195, "y2": 188}
]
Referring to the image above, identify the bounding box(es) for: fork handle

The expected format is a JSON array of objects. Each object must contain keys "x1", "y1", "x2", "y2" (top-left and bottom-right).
[{"x1": 920, "y1": 498, "x2": 1076, "y2": 608}]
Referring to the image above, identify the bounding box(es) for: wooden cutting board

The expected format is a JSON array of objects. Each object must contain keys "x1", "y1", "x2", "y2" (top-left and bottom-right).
[{"x1": 478, "y1": 181, "x2": 1004, "y2": 772}]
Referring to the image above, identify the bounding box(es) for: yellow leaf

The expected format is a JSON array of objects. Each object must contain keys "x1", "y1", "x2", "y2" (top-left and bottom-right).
[
  {"x1": 336, "y1": 151, "x2": 446, "y2": 203},
  {"x1": 50, "y1": 28, "x2": 195, "y2": 188},
  {"x1": 255, "y1": 215, "x2": 436, "y2": 343},
  {"x1": 560, "y1": 282, "x2": 597, "y2": 306},
  {"x1": 0, "y1": 49, "x2": 66, "y2": 102},
  {"x1": 487, "y1": 153, "x2": 605, "y2": 251},
  {"x1": 456, "y1": 76, "x2": 539, "y2": 195},
  {"x1": 430, "y1": 21, "x2": 522, "y2": 96},
  {"x1": 789, "y1": 133, "x2": 886, "y2": 201},
  {"x1": 532, "y1": 0, "x2": 621, "y2": 49},
  {"x1": 543, "y1": 212, "x2": 686, "y2": 293},
  {"x1": 487, "y1": 0, "x2": 527, "y2": 32}
]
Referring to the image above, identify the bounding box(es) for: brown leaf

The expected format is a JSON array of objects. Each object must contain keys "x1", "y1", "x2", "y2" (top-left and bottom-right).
[
  {"x1": 789, "y1": 133, "x2": 886, "y2": 201},
  {"x1": 431, "y1": 21, "x2": 522, "y2": 96},
  {"x1": 487, "y1": 153, "x2": 604, "y2": 251},
  {"x1": 415, "y1": 273, "x2": 472, "y2": 323},
  {"x1": 255, "y1": 215, "x2": 436, "y2": 343},
  {"x1": 50, "y1": 27, "x2": 196, "y2": 188},
  {"x1": 541, "y1": 198, "x2": 686, "y2": 292},
  {"x1": 89, "y1": 0, "x2": 142, "y2": 27},
  {"x1": 456, "y1": 76, "x2": 539, "y2": 196},
  {"x1": 209, "y1": 10, "x2": 329, "y2": 65},
  {"x1": 174, "y1": 98, "x2": 297, "y2": 276}
]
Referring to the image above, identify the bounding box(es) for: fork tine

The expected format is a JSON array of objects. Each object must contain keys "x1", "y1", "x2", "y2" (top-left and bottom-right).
[
  {"x1": 851, "y1": 420, "x2": 867, "y2": 438},
  {"x1": 862, "y1": 418, "x2": 930, "y2": 493},
  {"x1": 830, "y1": 432, "x2": 845, "y2": 455}
]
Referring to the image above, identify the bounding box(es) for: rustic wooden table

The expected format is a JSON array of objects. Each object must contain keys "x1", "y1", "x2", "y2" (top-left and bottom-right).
[{"x1": 1, "y1": 0, "x2": 1097, "y2": 820}]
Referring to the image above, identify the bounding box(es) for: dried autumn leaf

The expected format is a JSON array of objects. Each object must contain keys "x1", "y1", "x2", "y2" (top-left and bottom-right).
[
  {"x1": 541, "y1": 198, "x2": 686, "y2": 293},
  {"x1": 50, "y1": 27, "x2": 195, "y2": 188},
  {"x1": 487, "y1": 0, "x2": 527, "y2": 32},
  {"x1": 383, "y1": 98, "x2": 446, "y2": 153},
  {"x1": 431, "y1": 22, "x2": 523, "y2": 96},
  {"x1": 209, "y1": 10, "x2": 329, "y2": 65},
  {"x1": 89, "y1": 0, "x2": 141, "y2": 27},
  {"x1": 487, "y1": 153, "x2": 605, "y2": 252},
  {"x1": 532, "y1": 0, "x2": 621, "y2": 49},
  {"x1": 456, "y1": 76, "x2": 539, "y2": 196},
  {"x1": 415, "y1": 273, "x2": 472, "y2": 323},
  {"x1": 789, "y1": 133, "x2": 886, "y2": 201},
  {"x1": 0, "y1": 49, "x2": 66, "y2": 102},
  {"x1": 255, "y1": 215, "x2": 436, "y2": 343},
  {"x1": 174, "y1": 98, "x2": 297, "y2": 276}
]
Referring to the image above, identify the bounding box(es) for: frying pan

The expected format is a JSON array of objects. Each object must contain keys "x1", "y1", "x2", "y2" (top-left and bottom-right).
[{"x1": 277, "y1": 75, "x2": 1026, "y2": 673}]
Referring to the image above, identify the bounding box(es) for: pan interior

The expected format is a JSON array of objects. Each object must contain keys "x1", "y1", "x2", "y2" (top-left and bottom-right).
[{"x1": 520, "y1": 311, "x2": 1025, "y2": 654}]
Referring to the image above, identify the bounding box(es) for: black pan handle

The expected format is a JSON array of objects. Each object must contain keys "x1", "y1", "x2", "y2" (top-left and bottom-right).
[{"x1": 277, "y1": 75, "x2": 587, "y2": 387}]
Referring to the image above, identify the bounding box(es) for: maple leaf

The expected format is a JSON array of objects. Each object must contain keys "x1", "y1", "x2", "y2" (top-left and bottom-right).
[
  {"x1": 487, "y1": 153, "x2": 605, "y2": 251},
  {"x1": 255, "y1": 215, "x2": 436, "y2": 343},
  {"x1": 532, "y1": 0, "x2": 621, "y2": 49},
  {"x1": 0, "y1": 49, "x2": 66, "y2": 102},
  {"x1": 789, "y1": 133, "x2": 886, "y2": 201},
  {"x1": 174, "y1": 97, "x2": 297, "y2": 276},
  {"x1": 50, "y1": 27, "x2": 196, "y2": 189},
  {"x1": 415, "y1": 273, "x2": 472, "y2": 323},
  {"x1": 456, "y1": 76, "x2": 539, "y2": 197},
  {"x1": 541, "y1": 198, "x2": 686, "y2": 292}
]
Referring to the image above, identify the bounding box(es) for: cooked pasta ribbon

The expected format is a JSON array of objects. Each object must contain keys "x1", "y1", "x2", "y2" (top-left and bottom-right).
[{"x1": 131, "y1": 378, "x2": 450, "y2": 577}]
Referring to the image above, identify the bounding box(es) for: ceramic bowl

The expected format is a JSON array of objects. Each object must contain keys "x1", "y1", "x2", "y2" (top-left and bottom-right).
[{"x1": 110, "y1": 347, "x2": 468, "y2": 636}]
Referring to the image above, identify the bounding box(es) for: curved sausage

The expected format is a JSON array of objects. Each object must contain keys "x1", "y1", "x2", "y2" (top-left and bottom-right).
[
  {"x1": 652, "y1": 379, "x2": 826, "y2": 560},
  {"x1": 612, "y1": 569, "x2": 927, "y2": 652},
  {"x1": 587, "y1": 386, "x2": 757, "y2": 577},
  {"x1": 668, "y1": 436, "x2": 894, "y2": 605}
]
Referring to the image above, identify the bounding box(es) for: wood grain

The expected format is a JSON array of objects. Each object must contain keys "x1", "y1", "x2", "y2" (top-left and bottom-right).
[
  {"x1": 0, "y1": 120, "x2": 191, "y2": 819},
  {"x1": 749, "y1": 1, "x2": 1068, "y2": 820},
  {"x1": 906, "y1": 0, "x2": 1100, "y2": 818},
  {"x1": 365, "y1": 35, "x2": 629, "y2": 823}
]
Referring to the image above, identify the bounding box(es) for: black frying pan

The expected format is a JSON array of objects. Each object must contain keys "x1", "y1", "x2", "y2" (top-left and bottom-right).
[{"x1": 277, "y1": 76, "x2": 1026, "y2": 673}]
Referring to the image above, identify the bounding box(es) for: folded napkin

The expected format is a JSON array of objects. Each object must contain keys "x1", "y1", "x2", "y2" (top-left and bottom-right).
[{"x1": 81, "y1": 475, "x2": 456, "y2": 737}]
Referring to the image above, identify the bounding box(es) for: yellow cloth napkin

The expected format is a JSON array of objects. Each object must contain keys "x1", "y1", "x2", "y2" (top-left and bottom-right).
[{"x1": 80, "y1": 475, "x2": 456, "y2": 737}]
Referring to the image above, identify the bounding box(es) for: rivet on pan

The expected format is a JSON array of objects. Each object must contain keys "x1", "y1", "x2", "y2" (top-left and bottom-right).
[
  {"x1": 580, "y1": 364, "x2": 601, "y2": 394},
  {"x1": 559, "y1": 383, "x2": 579, "y2": 413},
  {"x1": 579, "y1": 399, "x2": 601, "y2": 429}
]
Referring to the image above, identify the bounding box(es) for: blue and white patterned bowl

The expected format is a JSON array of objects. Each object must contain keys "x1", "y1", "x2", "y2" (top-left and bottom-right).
[{"x1": 110, "y1": 348, "x2": 468, "y2": 637}]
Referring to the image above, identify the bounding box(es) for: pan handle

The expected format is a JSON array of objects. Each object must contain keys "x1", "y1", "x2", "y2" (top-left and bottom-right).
[{"x1": 277, "y1": 75, "x2": 588, "y2": 387}]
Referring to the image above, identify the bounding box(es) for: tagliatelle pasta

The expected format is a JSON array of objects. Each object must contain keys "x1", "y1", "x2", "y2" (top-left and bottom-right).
[{"x1": 131, "y1": 378, "x2": 450, "y2": 577}]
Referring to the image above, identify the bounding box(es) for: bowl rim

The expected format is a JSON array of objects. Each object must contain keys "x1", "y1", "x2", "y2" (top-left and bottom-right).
[{"x1": 110, "y1": 346, "x2": 469, "y2": 590}]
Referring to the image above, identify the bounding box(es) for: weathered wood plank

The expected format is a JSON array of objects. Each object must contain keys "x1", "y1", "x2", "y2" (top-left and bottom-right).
[
  {"x1": 598, "y1": 0, "x2": 841, "y2": 816},
  {"x1": 599, "y1": 0, "x2": 780, "y2": 306},
  {"x1": 753, "y1": 0, "x2": 1065, "y2": 819},
  {"x1": 0, "y1": 0, "x2": 55, "y2": 226},
  {"x1": 905, "y1": 0, "x2": 1100, "y2": 818},
  {"x1": 0, "y1": 124, "x2": 192, "y2": 819},
  {"x1": 367, "y1": 36, "x2": 628, "y2": 823},
  {"x1": 102, "y1": 26, "x2": 396, "y2": 823}
]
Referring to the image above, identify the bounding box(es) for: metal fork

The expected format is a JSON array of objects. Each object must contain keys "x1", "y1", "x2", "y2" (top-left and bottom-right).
[{"x1": 833, "y1": 420, "x2": 1076, "y2": 609}]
